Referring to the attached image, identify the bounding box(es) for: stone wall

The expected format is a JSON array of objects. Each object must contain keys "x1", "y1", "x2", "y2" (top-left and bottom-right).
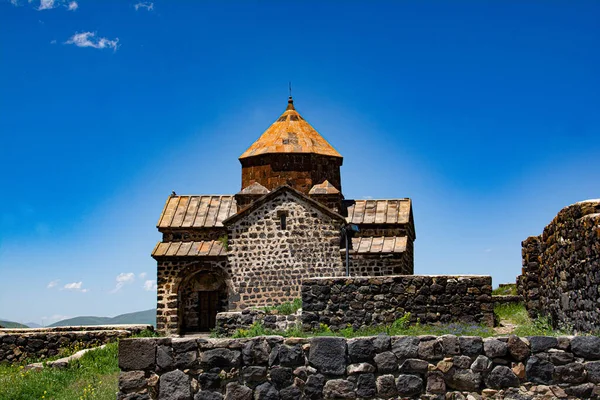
[
  {"x1": 241, "y1": 153, "x2": 343, "y2": 195},
  {"x1": 345, "y1": 240, "x2": 414, "y2": 276},
  {"x1": 226, "y1": 190, "x2": 345, "y2": 310},
  {"x1": 518, "y1": 236, "x2": 542, "y2": 318},
  {"x1": 301, "y1": 276, "x2": 494, "y2": 331},
  {"x1": 117, "y1": 334, "x2": 600, "y2": 399},
  {"x1": 214, "y1": 310, "x2": 301, "y2": 337},
  {"x1": 0, "y1": 324, "x2": 151, "y2": 364},
  {"x1": 518, "y1": 200, "x2": 600, "y2": 331}
]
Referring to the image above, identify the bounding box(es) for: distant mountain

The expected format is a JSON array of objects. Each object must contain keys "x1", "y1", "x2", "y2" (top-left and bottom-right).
[
  {"x1": 0, "y1": 320, "x2": 29, "y2": 328},
  {"x1": 26, "y1": 322, "x2": 42, "y2": 328},
  {"x1": 49, "y1": 309, "x2": 156, "y2": 327}
]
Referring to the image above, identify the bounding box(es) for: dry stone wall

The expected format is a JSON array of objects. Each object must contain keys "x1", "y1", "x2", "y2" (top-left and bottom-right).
[
  {"x1": 215, "y1": 310, "x2": 301, "y2": 337},
  {"x1": 117, "y1": 334, "x2": 600, "y2": 400},
  {"x1": 518, "y1": 200, "x2": 600, "y2": 331},
  {"x1": 301, "y1": 276, "x2": 494, "y2": 331},
  {"x1": 226, "y1": 191, "x2": 345, "y2": 310},
  {"x1": 0, "y1": 324, "x2": 152, "y2": 364}
]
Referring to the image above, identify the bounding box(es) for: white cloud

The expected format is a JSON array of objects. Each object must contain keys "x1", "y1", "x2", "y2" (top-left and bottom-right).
[
  {"x1": 47, "y1": 279, "x2": 59, "y2": 289},
  {"x1": 139, "y1": 272, "x2": 147, "y2": 279},
  {"x1": 143, "y1": 280, "x2": 157, "y2": 291},
  {"x1": 67, "y1": 1, "x2": 77, "y2": 10},
  {"x1": 134, "y1": 2, "x2": 153, "y2": 11},
  {"x1": 65, "y1": 32, "x2": 119, "y2": 52},
  {"x1": 10, "y1": 0, "x2": 19, "y2": 6},
  {"x1": 63, "y1": 281, "x2": 88, "y2": 292},
  {"x1": 50, "y1": 39, "x2": 57, "y2": 44},
  {"x1": 38, "y1": 0, "x2": 55, "y2": 10},
  {"x1": 111, "y1": 272, "x2": 135, "y2": 293}
]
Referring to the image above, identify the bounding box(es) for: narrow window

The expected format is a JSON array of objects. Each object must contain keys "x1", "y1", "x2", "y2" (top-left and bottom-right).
[{"x1": 278, "y1": 211, "x2": 287, "y2": 230}]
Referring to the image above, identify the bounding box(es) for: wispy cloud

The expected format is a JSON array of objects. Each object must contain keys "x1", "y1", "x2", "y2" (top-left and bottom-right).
[
  {"x1": 67, "y1": 1, "x2": 77, "y2": 11},
  {"x1": 484, "y1": 248, "x2": 492, "y2": 253},
  {"x1": 63, "y1": 281, "x2": 89, "y2": 292},
  {"x1": 143, "y1": 280, "x2": 157, "y2": 291},
  {"x1": 134, "y1": 2, "x2": 153, "y2": 11},
  {"x1": 139, "y1": 272, "x2": 147, "y2": 279},
  {"x1": 65, "y1": 32, "x2": 119, "y2": 52},
  {"x1": 38, "y1": 0, "x2": 56, "y2": 10},
  {"x1": 47, "y1": 279, "x2": 60, "y2": 289},
  {"x1": 111, "y1": 272, "x2": 135, "y2": 293}
]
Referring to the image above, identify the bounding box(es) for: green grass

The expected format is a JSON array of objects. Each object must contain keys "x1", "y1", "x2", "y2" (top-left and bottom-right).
[
  {"x1": 494, "y1": 302, "x2": 531, "y2": 326},
  {"x1": 0, "y1": 342, "x2": 119, "y2": 400},
  {"x1": 0, "y1": 330, "x2": 157, "y2": 400},
  {"x1": 230, "y1": 313, "x2": 497, "y2": 339},
  {"x1": 261, "y1": 298, "x2": 302, "y2": 315},
  {"x1": 492, "y1": 284, "x2": 518, "y2": 296},
  {"x1": 494, "y1": 302, "x2": 572, "y2": 337}
]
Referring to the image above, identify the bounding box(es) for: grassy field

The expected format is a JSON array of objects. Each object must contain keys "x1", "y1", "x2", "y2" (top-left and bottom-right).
[{"x1": 0, "y1": 342, "x2": 119, "y2": 400}]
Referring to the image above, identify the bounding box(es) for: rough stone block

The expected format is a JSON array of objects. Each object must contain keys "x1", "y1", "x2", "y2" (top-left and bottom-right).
[
  {"x1": 308, "y1": 337, "x2": 346, "y2": 376},
  {"x1": 119, "y1": 339, "x2": 157, "y2": 371}
]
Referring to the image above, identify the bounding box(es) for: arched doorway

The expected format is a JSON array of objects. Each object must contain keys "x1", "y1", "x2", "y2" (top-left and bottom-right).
[{"x1": 178, "y1": 270, "x2": 228, "y2": 333}]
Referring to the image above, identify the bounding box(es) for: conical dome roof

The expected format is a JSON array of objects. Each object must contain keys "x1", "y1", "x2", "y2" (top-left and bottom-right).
[{"x1": 239, "y1": 97, "x2": 342, "y2": 159}]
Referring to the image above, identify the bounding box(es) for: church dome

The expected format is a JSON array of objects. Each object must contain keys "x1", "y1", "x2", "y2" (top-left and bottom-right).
[{"x1": 239, "y1": 97, "x2": 342, "y2": 159}]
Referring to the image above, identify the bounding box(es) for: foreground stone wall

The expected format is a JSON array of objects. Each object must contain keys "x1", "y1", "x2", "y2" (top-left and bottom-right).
[
  {"x1": 0, "y1": 324, "x2": 152, "y2": 364},
  {"x1": 301, "y1": 276, "x2": 494, "y2": 331},
  {"x1": 117, "y1": 335, "x2": 600, "y2": 400},
  {"x1": 518, "y1": 200, "x2": 600, "y2": 331}
]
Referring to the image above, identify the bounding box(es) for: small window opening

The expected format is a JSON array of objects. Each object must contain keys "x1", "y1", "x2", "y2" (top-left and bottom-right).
[{"x1": 278, "y1": 211, "x2": 288, "y2": 230}]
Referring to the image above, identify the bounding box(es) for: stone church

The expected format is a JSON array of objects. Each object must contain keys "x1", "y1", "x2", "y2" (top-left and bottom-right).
[{"x1": 152, "y1": 96, "x2": 416, "y2": 335}]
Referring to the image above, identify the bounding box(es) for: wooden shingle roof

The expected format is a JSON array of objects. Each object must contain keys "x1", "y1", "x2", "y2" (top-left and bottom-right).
[
  {"x1": 152, "y1": 240, "x2": 226, "y2": 258},
  {"x1": 157, "y1": 195, "x2": 236, "y2": 229},
  {"x1": 346, "y1": 199, "x2": 411, "y2": 225},
  {"x1": 239, "y1": 97, "x2": 342, "y2": 159},
  {"x1": 351, "y1": 236, "x2": 407, "y2": 253}
]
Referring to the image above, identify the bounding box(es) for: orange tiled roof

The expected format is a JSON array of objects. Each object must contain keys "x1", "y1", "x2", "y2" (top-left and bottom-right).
[{"x1": 239, "y1": 97, "x2": 342, "y2": 159}]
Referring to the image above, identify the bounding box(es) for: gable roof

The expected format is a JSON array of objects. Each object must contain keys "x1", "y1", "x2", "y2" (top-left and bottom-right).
[
  {"x1": 309, "y1": 180, "x2": 340, "y2": 195},
  {"x1": 157, "y1": 195, "x2": 236, "y2": 229},
  {"x1": 152, "y1": 240, "x2": 226, "y2": 259},
  {"x1": 239, "y1": 97, "x2": 342, "y2": 159},
  {"x1": 345, "y1": 199, "x2": 412, "y2": 225},
  {"x1": 223, "y1": 185, "x2": 346, "y2": 225}
]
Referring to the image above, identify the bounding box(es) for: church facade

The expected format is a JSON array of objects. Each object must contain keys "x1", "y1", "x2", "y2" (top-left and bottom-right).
[{"x1": 152, "y1": 97, "x2": 416, "y2": 335}]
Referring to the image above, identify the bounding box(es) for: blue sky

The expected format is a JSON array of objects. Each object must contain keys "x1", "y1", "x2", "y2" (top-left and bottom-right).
[{"x1": 0, "y1": 1, "x2": 598, "y2": 326}]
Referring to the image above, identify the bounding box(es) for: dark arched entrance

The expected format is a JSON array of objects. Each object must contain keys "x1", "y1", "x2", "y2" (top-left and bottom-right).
[{"x1": 178, "y1": 270, "x2": 228, "y2": 333}]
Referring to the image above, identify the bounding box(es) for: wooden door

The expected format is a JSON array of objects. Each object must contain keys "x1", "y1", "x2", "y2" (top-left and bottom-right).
[{"x1": 198, "y1": 291, "x2": 219, "y2": 331}]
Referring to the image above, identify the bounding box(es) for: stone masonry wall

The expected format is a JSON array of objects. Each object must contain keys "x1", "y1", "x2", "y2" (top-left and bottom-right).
[
  {"x1": 518, "y1": 235, "x2": 542, "y2": 318},
  {"x1": 0, "y1": 324, "x2": 151, "y2": 364},
  {"x1": 214, "y1": 310, "x2": 301, "y2": 337},
  {"x1": 344, "y1": 240, "x2": 415, "y2": 277},
  {"x1": 518, "y1": 200, "x2": 600, "y2": 331},
  {"x1": 118, "y1": 334, "x2": 600, "y2": 400},
  {"x1": 157, "y1": 259, "x2": 231, "y2": 335},
  {"x1": 241, "y1": 153, "x2": 343, "y2": 195},
  {"x1": 301, "y1": 276, "x2": 494, "y2": 331},
  {"x1": 226, "y1": 191, "x2": 345, "y2": 310}
]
